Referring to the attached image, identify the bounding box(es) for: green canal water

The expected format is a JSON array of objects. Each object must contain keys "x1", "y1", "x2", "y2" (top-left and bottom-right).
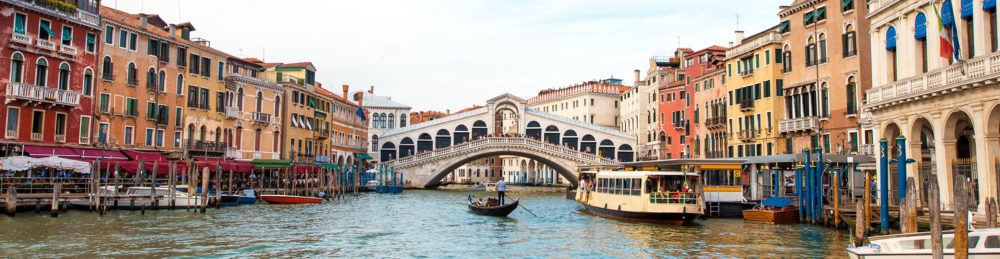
[{"x1": 0, "y1": 190, "x2": 849, "y2": 258}]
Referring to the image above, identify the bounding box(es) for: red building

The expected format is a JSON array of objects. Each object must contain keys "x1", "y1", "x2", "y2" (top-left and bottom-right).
[
  {"x1": 657, "y1": 46, "x2": 725, "y2": 159},
  {"x1": 1, "y1": 0, "x2": 102, "y2": 154}
]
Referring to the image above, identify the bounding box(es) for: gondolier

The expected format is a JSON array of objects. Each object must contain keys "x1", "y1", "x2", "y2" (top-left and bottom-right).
[{"x1": 497, "y1": 177, "x2": 506, "y2": 205}]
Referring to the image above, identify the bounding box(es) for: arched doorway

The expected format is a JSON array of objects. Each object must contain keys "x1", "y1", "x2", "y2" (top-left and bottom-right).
[
  {"x1": 380, "y1": 142, "x2": 396, "y2": 162},
  {"x1": 544, "y1": 125, "x2": 560, "y2": 145},
  {"x1": 453, "y1": 125, "x2": 469, "y2": 145},
  {"x1": 526, "y1": 121, "x2": 541, "y2": 140},
  {"x1": 435, "y1": 129, "x2": 451, "y2": 148},
  {"x1": 581, "y1": 134, "x2": 596, "y2": 154},
  {"x1": 599, "y1": 139, "x2": 615, "y2": 159},
  {"x1": 417, "y1": 133, "x2": 433, "y2": 153},
  {"x1": 618, "y1": 144, "x2": 634, "y2": 162},
  {"x1": 562, "y1": 130, "x2": 578, "y2": 150},
  {"x1": 494, "y1": 108, "x2": 519, "y2": 134},
  {"x1": 399, "y1": 137, "x2": 415, "y2": 158},
  {"x1": 883, "y1": 122, "x2": 902, "y2": 205},
  {"x1": 944, "y1": 110, "x2": 978, "y2": 209},
  {"x1": 472, "y1": 120, "x2": 488, "y2": 140},
  {"x1": 910, "y1": 117, "x2": 936, "y2": 207}
]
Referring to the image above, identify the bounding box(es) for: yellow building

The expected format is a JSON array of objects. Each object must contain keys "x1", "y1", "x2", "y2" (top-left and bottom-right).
[
  {"x1": 723, "y1": 27, "x2": 785, "y2": 157},
  {"x1": 262, "y1": 62, "x2": 326, "y2": 163},
  {"x1": 177, "y1": 24, "x2": 229, "y2": 159},
  {"x1": 222, "y1": 57, "x2": 283, "y2": 160}
]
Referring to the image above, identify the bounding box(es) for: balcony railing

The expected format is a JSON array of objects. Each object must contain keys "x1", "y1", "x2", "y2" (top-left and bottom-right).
[
  {"x1": 314, "y1": 129, "x2": 330, "y2": 139},
  {"x1": 31, "y1": 132, "x2": 42, "y2": 141},
  {"x1": 224, "y1": 107, "x2": 241, "y2": 119},
  {"x1": 10, "y1": 0, "x2": 99, "y2": 27},
  {"x1": 252, "y1": 112, "x2": 271, "y2": 124},
  {"x1": 6, "y1": 82, "x2": 80, "y2": 107},
  {"x1": 867, "y1": 50, "x2": 1000, "y2": 107},
  {"x1": 101, "y1": 73, "x2": 114, "y2": 81},
  {"x1": 186, "y1": 139, "x2": 227, "y2": 153},
  {"x1": 778, "y1": 117, "x2": 819, "y2": 133},
  {"x1": 11, "y1": 33, "x2": 32, "y2": 45},
  {"x1": 740, "y1": 99, "x2": 754, "y2": 111},
  {"x1": 126, "y1": 78, "x2": 138, "y2": 86},
  {"x1": 54, "y1": 134, "x2": 65, "y2": 143},
  {"x1": 741, "y1": 69, "x2": 754, "y2": 77},
  {"x1": 738, "y1": 130, "x2": 757, "y2": 142},
  {"x1": 705, "y1": 116, "x2": 726, "y2": 129},
  {"x1": 225, "y1": 147, "x2": 241, "y2": 159},
  {"x1": 58, "y1": 44, "x2": 76, "y2": 55},
  {"x1": 36, "y1": 38, "x2": 55, "y2": 51},
  {"x1": 6, "y1": 130, "x2": 17, "y2": 139},
  {"x1": 673, "y1": 120, "x2": 687, "y2": 130}
]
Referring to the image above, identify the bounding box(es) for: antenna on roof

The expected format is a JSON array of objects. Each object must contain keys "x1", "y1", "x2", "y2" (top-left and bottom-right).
[
  {"x1": 735, "y1": 14, "x2": 740, "y2": 30},
  {"x1": 177, "y1": 0, "x2": 182, "y2": 21}
]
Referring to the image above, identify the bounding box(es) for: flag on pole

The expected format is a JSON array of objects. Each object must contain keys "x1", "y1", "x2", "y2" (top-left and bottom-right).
[
  {"x1": 935, "y1": 0, "x2": 960, "y2": 60},
  {"x1": 356, "y1": 107, "x2": 367, "y2": 121}
]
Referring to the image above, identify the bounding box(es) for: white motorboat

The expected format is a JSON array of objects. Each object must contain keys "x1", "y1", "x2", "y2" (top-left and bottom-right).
[
  {"x1": 70, "y1": 185, "x2": 205, "y2": 209},
  {"x1": 847, "y1": 228, "x2": 1000, "y2": 258}
]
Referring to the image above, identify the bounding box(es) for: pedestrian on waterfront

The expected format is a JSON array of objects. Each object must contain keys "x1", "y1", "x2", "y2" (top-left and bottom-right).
[{"x1": 497, "y1": 176, "x2": 506, "y2": 205}]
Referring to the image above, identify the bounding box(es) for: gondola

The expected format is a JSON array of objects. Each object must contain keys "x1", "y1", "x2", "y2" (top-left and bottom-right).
[{"x1": 467, "y1": 195, "x2": 519, "y2": 217}]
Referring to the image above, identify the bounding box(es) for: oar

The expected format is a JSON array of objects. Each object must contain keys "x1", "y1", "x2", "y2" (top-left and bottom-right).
[{"x1": 508, "y1": 195, "x2": 538, "y2": 217}]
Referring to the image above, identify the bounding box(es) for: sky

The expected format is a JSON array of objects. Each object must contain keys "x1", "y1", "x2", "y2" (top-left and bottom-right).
[{"x1": 104, "y1": 0, "x2": 789, "y2": 111}]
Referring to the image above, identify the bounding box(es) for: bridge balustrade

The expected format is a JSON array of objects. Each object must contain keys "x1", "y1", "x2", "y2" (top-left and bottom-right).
[{"x1": 384, "y1": 136, "x2": 617, "y2": 167}]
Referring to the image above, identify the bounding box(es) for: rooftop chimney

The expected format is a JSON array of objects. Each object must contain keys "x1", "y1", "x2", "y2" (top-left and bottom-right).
[
  {"x1": 734, "y1": 30, "x2": 745, "y2": 44},
  {"x1": 342, "y1": 85, "x2": 349, "y2": 100},
  {"x1": 369, "y1": 85, "x2": 374, "y2": 94},
  {"x1": 140, "y1": 16, "x2": 148, "y2": 29},
  {"x1": 633, "y1": 69, "x2": 640, "y2": 83},
  {"x1": 357, "y1": 91, "x2": 364, "y2": 107}
]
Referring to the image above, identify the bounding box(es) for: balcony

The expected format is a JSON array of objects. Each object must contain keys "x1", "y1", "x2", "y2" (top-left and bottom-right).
[
  {"x1": 54, "y1": 134, "x2": 65, "y2": 143},
  {"x1": 9, "y1": 0, "x2": 100, "y2": 27},
  {"x1": 778, "y1": 117, "x2": 819, "y2": 133},
  {"x1": 5, "y1": 82, "x2": 80, "y2": 107},
  {"x1": 36, "y1": 38, "x2": 55, "y2": 51},
  {"x1": 673, "y1": 120, "x2": 687, "y2": 130},
  {"x1": 252, "y1": 151, "x2": 262, "y2": 160},
  {"x1": 740, "y1": 99, "x2": 755, "y2": 112},
  {"x1": 225, "y1": 147, "x2": 241, "y2": 160},
  {"x1": 31, "y1": 132, "x2": 42, "y2": 141},
  {"x1": 867, "y1": 50, "x2": 1000, "y2": 109},
  {"x1": 225, "y1": 107, "x2": 241, "y2": 119},
  {"x1": 740, "y1": 69, "x2": 754, "y2": 78},
  {"x1": 126, "y1": 78, "x2": 138, "y2": 87},
  {"x1": 6, "y1": 130, "x2": 17, "y2": 139},
  {"x1": 58, "y1": 44, "x2": 76, "y2": 55},
  {"x1": 11, "y1": 33, "x2": 32, "y2": 45},
  {"x1": 101, "y1": 73, "x2": 114, "y2": 81},
  {"x1": 252, "y1": 112, "x2": 271, "y2": 124},
  {"x1": 145, "y1": 82, "x2": 159, "y2": 92},
  {"x1": 314, "y1": 129, "x2": 330, "y2": 140},
  {"x1": 704, "y1": 151, "x2": 726, "y2": 159},
  {"x1": 705, "y1": 116, "x2": 726, "y2": 129},
  {"x1": 738, "y1": 130, "x2": 757, "y2": 142},
  {"x1": 186, "y1": 139, "x2": 227, "y2": 153}
]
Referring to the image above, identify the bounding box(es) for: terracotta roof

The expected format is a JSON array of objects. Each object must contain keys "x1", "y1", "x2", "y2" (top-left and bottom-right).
[
  {"x1": 101, "y1": 7, "x2": 233, "y2": 58},
  {"x1": 242, "y1": 57, "x2": 263, "y2": 63},
  {"x1": 677, "y1": 48, "x2": 694, "y2": 52},
  {"x1": 277, "y1": 62, "x2": 314, "y2": 69},
  {"x1": 174, "y1": 22, "x2": 195, "y2": 31},
  {"x1": 314, "y1": 86, "x2": 333, "y2": 97},
  {"x1": 452, "y1": 105, "x2": 483, "y2": 115}
]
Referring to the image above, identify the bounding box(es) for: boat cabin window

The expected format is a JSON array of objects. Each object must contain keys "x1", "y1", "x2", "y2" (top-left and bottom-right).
[
  {"x1": 644, "y1": 175, "x2": 700, "y2": 205},
  {"x1": 985, "y1": 236, "x2": 1000, "y2": 248},
  {"x1": 944, "y1": 236, "x2": 980, "y2": 249},
  {"x1": 594, "y1": 177, "x2": 641, "y2": 196},
  {"x1": 703, "y1": 169, "x2": 739, "y2": 186},
  {"x1": 899, "y1": 238, "x2": 931, "y2": 250}
]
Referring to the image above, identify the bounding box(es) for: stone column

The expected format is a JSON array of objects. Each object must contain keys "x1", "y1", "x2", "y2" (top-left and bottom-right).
[{"x1": 974, "y1": 106, "x2": 998, "y2": 212}]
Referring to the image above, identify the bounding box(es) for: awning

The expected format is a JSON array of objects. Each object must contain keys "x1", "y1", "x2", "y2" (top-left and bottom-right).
[
  {"x1": 40, "y1": 23, "x2": 55, "y2": 37},
  {"x1": 802, "y1": 12, "x2": 814, "y2": 23},
  {"x1": 355, "y1": 153, "x2": 373, "y2": 160},
  {"x1": 779, "y1": 20, "x2": 789, "y2": 31},
  {"x1": 77, "y1": 149, "x2": 130, "y2": 160},
  {"x1": 986, "y1": 0, "x2": 996, "y2": 10},
  {"x1": 841, "y1": 0, "x2": 853, "y2": 8},
  {"x1": 24, "y1": 146, "x2": 79, "y2": 158},
  {"x1": 815, "y1": 7, "x2": 825, "y2": 18},
  {"x1": 292, "y1": 115, "x2": 300, "y2": 127},
  {"x1": 1, "y1": 156, "x2": 92, "y2": 174},
  {"x1": 315, "y1": 112, "x2": 326, "y2": 118},
  {"x1": 252, "y1": 159, "x2": 292, "y2": 169}
]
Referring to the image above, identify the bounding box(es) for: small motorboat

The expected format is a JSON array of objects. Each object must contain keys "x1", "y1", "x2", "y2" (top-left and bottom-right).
[
  {"x1": 467, "y1": 195, "x2": 518, "y2": 217},
  {"x1": 237, "y1": 189, "x2": 257, "y2": 204},
  {"x1": 846, "y1": 228, "x2": 1000, "y2": 258},
  {"x1": 364, "y1": 180, "x2": 378, "y2": 192},
  {"x1": 742, "y1": 197, "x2": 799, "y2": 224},
  {"x1": 219, "y1": 193, "x2": 240, "y2": 206},
  {"x1": 259, "y1": 194, "x2": 323, "y2": 204}
]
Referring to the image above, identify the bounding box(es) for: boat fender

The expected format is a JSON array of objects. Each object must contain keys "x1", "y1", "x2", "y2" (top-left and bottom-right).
[
  {"x1": 618, "y1": 205, "x2": 621, "y2": 211},
  {"x1": 604, "y1": 203, "x2": 607, "y2": 209}
]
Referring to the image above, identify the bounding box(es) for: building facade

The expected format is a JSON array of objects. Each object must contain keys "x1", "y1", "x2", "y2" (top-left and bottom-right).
[
  {"x1": 660, "y1": 47, "x2": 726, "y2": 159},
  {"x1": 723, "y1": 27, "x2": 786, "y2": 158},
  {"x1": 866, "y1": 0, "x2": 1000, "y2": 211},
  {"x1": 777, "y1": 0, "x2": 872, "y2": 156},
  {"x1": 222, "y1": 57, "x2": 282, "y2": 160},
  {"x1": 1, "y1": 0, "x2": 101, "y2": 153},
  {"x1": 686, "y1": 46, "x2": 729, "y2": 159},
  {"x1": 526, "y1": 78, "x2": 628, "y2": 130},
  {"x1": 357, "y1": 86, "x2": 412, "y2": 160},
  {"x1": 623, "y1": 51, "x2": 685, "y2": 160}
]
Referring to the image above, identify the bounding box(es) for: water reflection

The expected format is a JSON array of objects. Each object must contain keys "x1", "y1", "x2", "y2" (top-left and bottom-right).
[{"x1": 0, "y1": 190, "x2": 847, "y2": 257}]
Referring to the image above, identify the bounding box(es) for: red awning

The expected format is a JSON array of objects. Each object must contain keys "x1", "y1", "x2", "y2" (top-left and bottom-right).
[
  {"x1": 77, "y1": 149, "x2": 130, "y2": 160},
  {"x1": 24, "y1": 146, "x2": 79, "y2": 158},
  {"x1": 293, "y1": 164, "x2": 320, "y2": 174},
  {"x1": 192, "y1": 158, "x2": 254, "y2": 173}
]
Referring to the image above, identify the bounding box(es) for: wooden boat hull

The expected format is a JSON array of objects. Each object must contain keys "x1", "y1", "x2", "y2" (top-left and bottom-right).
[
  {"x1": 742, "y1": 208, "x2": 799, "y2": 224},
  {"x1": 260, "y1": 194, "x2": 323, "y2": 204},
  {"x1": 468, "y1": 199, "x2": 519, "y2": 217},
  {"x1": 582, "y1": 203, "x2": 698, "y2": 225}
]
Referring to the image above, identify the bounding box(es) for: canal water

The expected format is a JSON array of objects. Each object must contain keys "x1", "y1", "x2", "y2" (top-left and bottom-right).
[{"x1": 0, "y1": 190, "x2": 848, "y2": 257}]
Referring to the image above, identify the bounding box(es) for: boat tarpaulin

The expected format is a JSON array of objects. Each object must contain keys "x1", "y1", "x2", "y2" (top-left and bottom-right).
[
  {"x1": 1, "y1": 156, "x2": 92, "y2": 174},
  {"x1": 760, "y1": 197, "x2": 795, "y2": 208}
]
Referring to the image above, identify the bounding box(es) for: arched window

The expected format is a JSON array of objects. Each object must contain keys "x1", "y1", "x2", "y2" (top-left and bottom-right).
[
  {"x1": 806, "y1": 36, "x2": 816, "y2": 66},
  {"x1": 781, "y1": 45, "x2": 791, "y2": 73},
  {"x1": 126, "y1": 63, "x2": 137, "y2": 85},
  {"x1": 274, "y1": 96, "x2": 281, "y2": 116},
  {"x1": 146, "y1": 67, "x2": 156, "y2": 89},
  {"x1": 35, "y1": 58, "x2": 48, "y2": 86},
  {"x1": 844, "y1": 24, "x2": 857, "y2": 58},
  {"x1": 886, "y1": 26, "x2": 898, "y2": 81},
  {"x1": 846, "y1": 76, "x2": 857, "y2": 115},
  {"x1": 914, "y1": 14, "x2": 928, "y2": 73},
  {"x1": 158, "y1": 70, "x2": 165, "y2": 92},
  {"x1": 400, "y1": 114, "x2": 407, "y2": 127},
  {"x1": 83, "y1": 68, "x2": 93, "y2": 96},
  {"x1": 215, "y1": 127, "x2": 222, "y2": 142},
  {"x1": 10, "y1": 53, "x2": 23, "y2": 83},
  {"x1": 820, "y1": 81, "x2": 829, "y2": 118},
  {"x1": 237, "y1": 88, "x2": 244, "y2": 111},
  {"x1": 818, "y1": 33, "x2": 827, "y2": 63},
  {"x1": 256, "y1": 91, "x2": 263, "y2": 113},
  {"x1": 200, "y1": 125, "x2": 207, "y2": 141},
  {"x1": 100, "y1": 56, "x2": 112, "y2": 80},
  {"x1": 57, "y1": 63, "x2": 70, "y2": 90},
  {"x1": 175, "y1": 74, "x2": 184, "y2": 94},
  {"x1": 387, "y1": 113, "x2": 395, "y2": 128}
]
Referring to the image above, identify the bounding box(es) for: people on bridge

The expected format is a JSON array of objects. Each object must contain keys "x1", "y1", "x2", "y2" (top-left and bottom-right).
[{"x1": 497, "y1": 176, "x2": 506, "y2": 205}]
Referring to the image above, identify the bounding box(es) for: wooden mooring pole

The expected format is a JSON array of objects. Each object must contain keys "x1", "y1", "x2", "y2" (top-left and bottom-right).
[
  {"x1": 954, "y1": 178, "x2": 969, "y2": 259},
  {"x1": 6, "y1": 186, "x2": 17, "y2": 217},
  {"x1": 987, "y1": 197, "x2": 998, "y2": 228},
  {"x1": 50, "y1": 183, "x2": 60, "y2": 217},
  {"x1": 902, "y1": 177, "x2": 918, "y2": 233},
  {"x1": 863, "y1": 171, "x2": 872, "y2": 234},
  {"x1": 929, "y1": 179, "x2": 943, "y2": 259},
  {"x1": 200, "y1": 167, "x2": 209, "y2": 213},
  {"x1": 854, "y1": 198, "x2": 865, "y2": 246}
]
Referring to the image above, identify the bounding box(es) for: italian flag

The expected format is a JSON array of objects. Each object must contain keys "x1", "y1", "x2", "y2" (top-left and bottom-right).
[{"x1": 934, "y1": 1, "x2": 957, "y2": 60}]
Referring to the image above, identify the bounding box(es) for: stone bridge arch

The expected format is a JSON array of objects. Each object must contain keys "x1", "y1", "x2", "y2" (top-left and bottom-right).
[{"x1": 424, "y1": 149, "x2": 580, "y2": 189}]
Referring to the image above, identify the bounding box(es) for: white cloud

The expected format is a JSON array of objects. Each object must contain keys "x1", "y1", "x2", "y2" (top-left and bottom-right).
[{"x1": 106, "y1": 0, "x2": 788, "y2": 111}]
